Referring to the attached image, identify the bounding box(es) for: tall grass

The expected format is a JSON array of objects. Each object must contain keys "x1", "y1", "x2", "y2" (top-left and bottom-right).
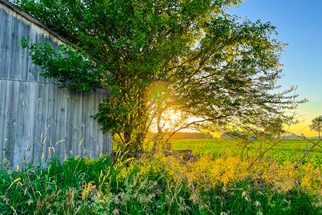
[{"x1": 0, "y1": 154, "x2": 321, "y2": 214}]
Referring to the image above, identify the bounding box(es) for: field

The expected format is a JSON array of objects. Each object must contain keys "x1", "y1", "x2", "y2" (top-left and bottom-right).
[{"x1": 172, "y1": 138, "x2": 322, "y2": 165}]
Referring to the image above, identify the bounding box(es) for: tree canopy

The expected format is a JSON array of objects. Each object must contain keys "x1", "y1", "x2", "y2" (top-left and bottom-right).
[
  {"x1": 310, "y1": 116, "x2": 322, "y2": 139},
  {"x1": 15, "y1": 0, "x2": 301, "y2": 153}
]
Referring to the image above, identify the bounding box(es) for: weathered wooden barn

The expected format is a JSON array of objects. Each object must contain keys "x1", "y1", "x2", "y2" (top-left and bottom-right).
[{"x1": 0, "y1": 0, "x2": 112, "y2": 168}]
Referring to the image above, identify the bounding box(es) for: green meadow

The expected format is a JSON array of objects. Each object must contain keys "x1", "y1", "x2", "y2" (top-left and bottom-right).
[{"x1": 172, "y1": 138, "x2": 322, "y2": 165}]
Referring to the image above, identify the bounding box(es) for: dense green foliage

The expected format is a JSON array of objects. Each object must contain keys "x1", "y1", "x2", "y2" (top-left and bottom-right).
[
  {"x1": 14, "y1": 0, "x2": 302, "y2": 154},
  {"x1": 172, "y1": 138, "x2": 322, "y2": 165},
  {"x1": 0, "y1": 156, "x2": 320, "y2": 214},
  {"x1": 21, "y1": 39, "x2": 104, "y2": 92}
]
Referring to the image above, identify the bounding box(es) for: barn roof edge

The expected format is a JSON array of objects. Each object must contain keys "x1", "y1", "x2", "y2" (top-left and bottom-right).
[{"x1": 0, "y1": 0, "x2": 70, "y2": 44}]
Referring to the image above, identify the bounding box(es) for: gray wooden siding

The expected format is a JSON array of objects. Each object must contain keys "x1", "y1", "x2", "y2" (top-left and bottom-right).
[{"x1": 0, "y1": 1, "x2": 112, "y2": 168}]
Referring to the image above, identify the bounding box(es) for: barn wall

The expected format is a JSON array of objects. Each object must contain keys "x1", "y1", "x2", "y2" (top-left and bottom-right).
[{"x1": 0, "y1": 1, "x2": 112, "y2": 167}]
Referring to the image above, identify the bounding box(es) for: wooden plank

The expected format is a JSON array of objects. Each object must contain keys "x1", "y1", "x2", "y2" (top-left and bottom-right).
[
  {"x1": 26, "y1": 27, "x2": 38, "y2": 82},
  {"x1": 13, "y1": 82, "x2": 26, "y2": 166},
  {"x1": 20, "y1": 19, "x2": 31, "y2": 81},
  {"x1": 0, "y1": 8, "x2": 8, "y2": 79},
  {"x1": 9, "y1": 12, "x2": 20, "y2": 80},
  {"x1": 44, "y1": 83, "x2": 55, "y2": 163},
  {"x1": 24, "y1": 81, "x2": 36, "y2": 164},
  {"x1": 0, "y1": 80, "x2": 7, "y2": 161},
  {"x1": 81, "y1": 91, "x2": 88, "y2": 157},
  {"x1": 5, "y1": 81, "x2": 18, "y2": 167},
  {"x1": 56, "y1": 87, "x2": 67, "y2": 161},
  {"x1": 0, "y1": 7, "x2": 10, "y2": 80}
]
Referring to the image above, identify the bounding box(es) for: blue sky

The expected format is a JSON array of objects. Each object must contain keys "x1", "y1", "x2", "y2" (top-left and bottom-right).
[{"x1": 229, "y1": 0, "x2": 322, "y2": 135}]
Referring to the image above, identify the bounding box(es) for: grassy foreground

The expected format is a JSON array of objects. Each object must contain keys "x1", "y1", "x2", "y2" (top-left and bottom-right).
[{"x1": 0, "y1": 152, "x2": 321, "y2": 214}]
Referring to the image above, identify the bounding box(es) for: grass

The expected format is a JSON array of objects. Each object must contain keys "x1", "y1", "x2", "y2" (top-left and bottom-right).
[
  {"x1": 0, "y1": 138, "x2": 321, "y2": 214},
  {"x1": 0, "y1": 155, "x2": 321, "y2": 214},
  {"x1": 172, "y1": 138, "x2": 322, "y2": 165}
]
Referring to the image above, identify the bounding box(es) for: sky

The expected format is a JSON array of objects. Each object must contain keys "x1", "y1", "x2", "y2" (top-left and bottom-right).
[{"x1": 229, "y1": 0, "x2": 322, "y2": 136}]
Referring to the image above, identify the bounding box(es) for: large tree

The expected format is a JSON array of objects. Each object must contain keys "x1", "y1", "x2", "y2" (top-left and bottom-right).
[
  {"x1": 15, "y1": 0, "x2": 301, "y2": 154},
  {"x1": 310, "y1": 116, "x2": 322, "y2": 139}
]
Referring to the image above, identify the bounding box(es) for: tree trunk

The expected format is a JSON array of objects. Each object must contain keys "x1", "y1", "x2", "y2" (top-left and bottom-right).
[
  {"x1": 124, "y1": 131, "x2": 131, "y2": 145},
  {"x1": 152, "y1": 108, "x2": 163, "y2": 152}
]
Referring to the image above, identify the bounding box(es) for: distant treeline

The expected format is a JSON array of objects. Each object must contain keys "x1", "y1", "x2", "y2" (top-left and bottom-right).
[{"x1": 170, "y1": 132, "x2": 214, "y2": 139}]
